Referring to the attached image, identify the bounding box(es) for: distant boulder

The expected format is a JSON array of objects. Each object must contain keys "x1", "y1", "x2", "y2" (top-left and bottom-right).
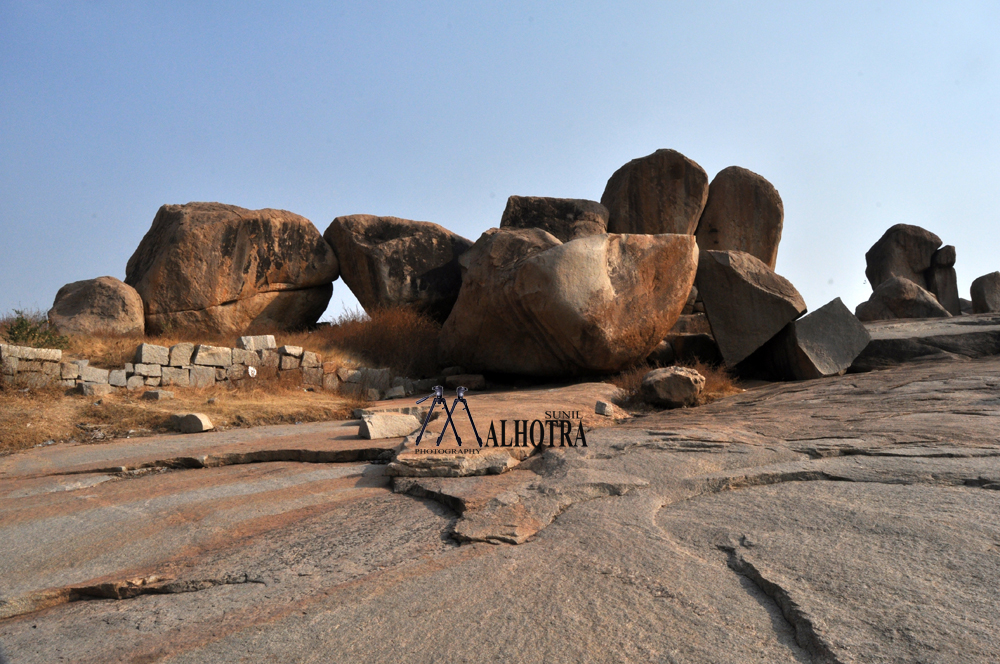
[
  {"x1": 324, "y1": 215, "x2": 472, "y2": 323},
  {"x1": 126, "y1": 203, "x2": 338, "y2": 336},
  {"x1": 601, "y1": 149, "x2": 709, "y2": 235},
  {"x1": 865, "y1": 224, "x2": 941, "y2": 291},
  {"x1": 48, "y1": 276, "x2": 144, "y2": 336},
  {"x1": 926, "y1": 246, "x2": 961, "y2": 315},
  {"x1": 695, "y1": 166, "x2": 784, "y2": 270},
  {"x1": 855, "y1": 276, "x2": 951, "y2": 322},
  {"x1": 971, "y1": 272, "x2": 1000, "y2": 314},
  {"x1": 499, "y1": 196, "x2": 608, "y2": 242}
]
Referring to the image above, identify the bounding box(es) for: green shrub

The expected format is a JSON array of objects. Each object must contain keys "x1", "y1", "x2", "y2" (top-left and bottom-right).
[{"x1": 1, "y1": 310, "x2": 69, "y2": 349}]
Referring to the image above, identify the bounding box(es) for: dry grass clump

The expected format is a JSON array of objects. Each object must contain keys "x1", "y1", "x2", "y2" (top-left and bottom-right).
[{"x1": 609, "y1": 358, "x2": 743, "y2": 410}]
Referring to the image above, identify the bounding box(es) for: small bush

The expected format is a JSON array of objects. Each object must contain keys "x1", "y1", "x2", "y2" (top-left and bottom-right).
[{"x1": 1, "y1": 310, "x2": 69, "y2": 349}]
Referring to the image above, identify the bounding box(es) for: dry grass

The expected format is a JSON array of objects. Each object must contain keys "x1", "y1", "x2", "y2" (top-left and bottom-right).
[{"x1": 609, "y1": 358, "x2": 743, "y2": 410}]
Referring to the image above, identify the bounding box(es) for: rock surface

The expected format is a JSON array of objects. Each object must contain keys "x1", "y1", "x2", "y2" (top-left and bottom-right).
[
  {"x1": 601, "y1": 149, "x2": 709, "y2": 235},
  {"x1": 855, "y1": 276, "x2": 951, "y2": 322},
  {"x1": 499, "y1": 196, "x2": 608, "y2": 242},
  {"x1": 851, "y1": 312, "x2": 1000, "y2": 371},
  {"x1": 696, "y1": 250, "x2": 807, "y2": 367},
  {"x1": 971, "y1": 271, "x2": 1000, "y2": 313},
  {"x1": 47, "y1": 276, "x2": 145, "y2": 336},
  {"x1": 864, "y1": 223, "x2": 942, "y2": 290},
  {"x1": 323, "y1": 215, "x2": 473, "y2": 322},
  {"x1": 640, "y1": 366, "x2": 705, "y2": 407},
  {"x1": 695, "y1": 166, "x2": 784, "y2": 269},
  {"x1": 126, "y1": 202, "x2": 338, "y2": 335},
  {"x1": 440, "y1": 229, "x2": 699, "y2": 376}
]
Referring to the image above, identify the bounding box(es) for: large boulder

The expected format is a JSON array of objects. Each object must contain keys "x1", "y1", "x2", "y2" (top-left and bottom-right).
[
  {"x1": 47, "y1": 276, "x2": 144, "y2": 336},
  {"x1": 864, "y1": 224, "x2": 942, "y2": 290},
  {"x1": 971, "y1": 272, "x2": 1000, "y2": 314},
  {"x1": 855, "y1": 276, "x2": 951, "y2": 322},
  {"x1": 694, "y1": 166, "x2": 784, "y2": 269},
  {"x1": 926, "y1": 246, "x2": 961, "y2": 315},
  {"x1": 745, "y1": 298, "x2": 871, "y2": 380},
  {"x1": 439, "y1": 229, "x2": 698, "y2": 376},
  {"x1": 499, "y1": 196, "x2": 608, "y2": 242},
  {"x1": 125, "y1": 203, "x2": 337, "y2": 335},
  {"x1": 601, "y1": 149, "x2": 709, "y2": 235},
  {"x1": 323, "y1": 215, "x2": 472, "y2": 322},
  {"x1": 696, "y1": 250, "x2": 807, "y2": 367}
]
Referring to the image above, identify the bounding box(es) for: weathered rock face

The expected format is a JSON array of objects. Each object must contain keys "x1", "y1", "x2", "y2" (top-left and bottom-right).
[
  {"x1": 865, "y1": 224, "x2": 942, "y2": 290},
  {"x1": 47, "y1": 276, "x2": 145, "y2": 336},
  {"x1": 694, "y1": 166, "x2": 784, "y2": 269},
  {"x1": 601, "y1": 149, "x2": 709, "y2": 235},
  {"x1": 745, "y1": 298, "x2": 871, "y2": 380},
  {"x1": 499, "y1": 196, "x2": 608, "y2": 242},
  {"x1": 125, "y1": 203, "x2": 338, "y2": 335},
  {"x1": 855, "y1": 276, "x2": 952, "y2": 322},
  {"x1": 323, "y1": 215, "x2": 472, "y2": 322},
  {"x1": 926, "y1": 245, "x2": 961, "y2": 315},
  {"x1": 440, "y1": 229, "x2": 699, "y2": 376},
  {"x1": 971, "y1": 272, "x2": 1000, "y2": 314},
  {"x1": 641, "y1": 366, "x2": 705, "y2": 407},
  {"x1": 696, "y1": 250, "x2": 807, "y2": 367}
]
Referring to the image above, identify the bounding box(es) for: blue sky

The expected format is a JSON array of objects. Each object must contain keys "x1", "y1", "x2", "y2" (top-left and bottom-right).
[{"x1": 2, "y1": 1, "x2": 998, "y2": 320}]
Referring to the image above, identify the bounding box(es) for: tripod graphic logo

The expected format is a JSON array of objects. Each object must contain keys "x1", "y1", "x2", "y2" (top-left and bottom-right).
[{"x1": 413, "y1": 385, "x2": 484, "y2": 447}]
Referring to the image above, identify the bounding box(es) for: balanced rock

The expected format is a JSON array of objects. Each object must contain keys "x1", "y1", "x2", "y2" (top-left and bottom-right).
[
  {"x1": 971, "y1": 272, "x2": 1000, "y2": 313},
  {"x1": 864, "y1": 224, "x2": 941, "y2": 290},
  {"x1": 601, "y1": 149, "x2": 709, "y2": 235},
  {"x1": 926, "y1": 246, "x2": 961, "y2": 315},
  {"x1": 746, "y1": 298, "x2": 871, "y2": 380},
  {"x1": 695, "y1": 166, "x2": 784, "y2": 269},
  {"x1": 48, "y1": 276, "x2": 144, "y2": 337},
  {"x1": 696, "y1": 250, "x2": 807, "y2": 367},
  {"x1": 499, "y1": 196, "x2": 608, "y2": 242},
  {"x1": 855, "y1": 276, "x2": 951, "y2": 322},
  {"x1": 359, "y1": 413, "x2": 421, "y2": 440},
  {"x1": 126, "y1": 203, "x2": 338, "y2": 336},
  {"x1": 641, "y1": 366, "x2": 705, "y2": 408},
  {"x1": 324, "y1": 215, "x2": 473, "y2": 322},
  {"x1": 440, "y1": 228, "x2": 698, "y2": 376}
]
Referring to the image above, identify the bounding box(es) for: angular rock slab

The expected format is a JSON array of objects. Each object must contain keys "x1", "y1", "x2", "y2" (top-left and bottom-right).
[
  {"x1": 695, "y1": 166, "x2": 784, "y2": 269},
  {"x1": 745, "y1": 297, "x2": 871, "y2": 380},
  {"x1": 126, "y1": 202, "x2": 338, "y2": 335},
  {"x1": 440, "y1": 229, "x2": 699, "y2": 376},
  {"x1": 855, "y1": 276, "x2": 951, "y2": 322},
  {"x1": 358, "y1": 413, "x2": 421, "y2": 440},
  {"x1": 640, "y1": 366, "x2": 705, "y2": 407},
  {"x1": 499, "y1": 196, "x2": 608, "y2": 242},
  {"x1": 47, "y1": 276, "x2": 144, "y2": 336},
  {"x1": 323, "y1": 214, "x2": 473, "y2": 322},
  {"x1": 971, "y1": 271, "x2": 1000, "y2": 313},
  {"x1": 850, "y1": 313, "x2": 1000, "y2": 371},
  {"x1": 601, "y1": 148, "x2": 709, "y2": 235},
  {"x1": 696, "y1": 250, "x2": 806, "y2": 367},
  {"x1": 864, "y1": 223, "x2": 941, "y2": 290}
]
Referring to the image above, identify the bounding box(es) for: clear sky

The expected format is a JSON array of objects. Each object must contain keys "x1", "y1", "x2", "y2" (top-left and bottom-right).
[{"x1": 2, "y1": 1, "x2": 998, "y2": 321}]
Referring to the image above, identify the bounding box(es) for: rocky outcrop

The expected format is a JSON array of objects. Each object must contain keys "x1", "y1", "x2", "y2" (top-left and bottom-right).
[
  {"x1": 125, "y1": 203, "x2": 338, "y2": 336},
  {"x1": 323, "y1": 215, "x2": 472, "y2": 322},
  {"x1": 695, "y1": 166, "x2": 784, "y2": 269},
  {"x1": 641, "y1": 366, "x2": 705, "y2": 407},
  {"x1": 440, "y1": 229, "x2": 698, "y2": 376},
  {"x1": 47, "y1": 276, "x2": 145, "y2": 337},
  {"x1": 601, "y1": 149, "x2": 709, "y2": 235},
  {"x1": 499, "y1": 196, "x2": 608, "y2": 242},
  {"x1": 696, "y1": 250, "x2": 807, "y2": 367},
  {"x1": 855, "y1": 276, "x2": 951, "y2": 322},
  {"x1": 971, "y1": 272, "x2": 1000, "y2": 314},
  {"x1": 926, "y1": 246, "x2": 961, "y2": 315},
  {"x1": 864, "y1": 224, "x2": 942, "y2": 290}
]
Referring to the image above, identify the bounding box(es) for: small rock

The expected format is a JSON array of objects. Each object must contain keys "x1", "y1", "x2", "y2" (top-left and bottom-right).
[
  {"x1": 141, "y1": 390, "x2": 174, "y2": 401},
  {"x1": 595, "y1": 401, "x2": 614, "y2": 416},
  {"x1": 178, "y1": 413, "x2": 214, "y2": 433},
  {"x1": 358, "y1": 413, "x2": 422, "y2": 440},
  {"x1": 77, "y1": 383, "x2": 114, "y2": 397},
  {"x1": 641, "y1": 366, "x2": 705, "y2": 408}
]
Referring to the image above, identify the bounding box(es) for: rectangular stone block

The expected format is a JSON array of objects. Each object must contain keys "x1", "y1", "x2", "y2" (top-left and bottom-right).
[
  {"x1": 0, "y1": 344, "x2": 61, "y2": 362},
  {"x1": 227, "y1": 364, "x2": 246, "y2": 381},
  {"x1": 134, "y1": 343, "x2": 170, "y2": 365},
  {"x1": 237, "y1": 335, "x2": 276, "y2": 351},
  {"x1": 337, "y1": 366, "x2": 360, "y2": 383},
  {"x1": 126, "y1": 375, "x2": 145, "y2": 391},
  {"x1": 2, "y1": 356, "x2": 18, "y2": 375},
  {"x1": 169, "y1": 343, "x2": 194, "y2": 367},
  {"x1": 258, "y1": 349, "x2": 280, "y2": 368},
  {"x1": 301, "y1": 351, "x2": 321, "y2": 368},
  {"x1": 232, "y1": 348, "x2": 258, "y2": 366},
  {"x1": 161, "y1": 366, "x2": 190, "y2": 387},
  {"x1": 190, "y1": 366, "x2": 216, "y2": 388},
  {"x1": 302, "y1": 367, "x2": 323, "y2": 386},
  {"x1": 277, "y1": 345, "x2": 303, "y2": 358},
  {"x1": 145, "y1": 376, "x2": 161, "y2": 387},
  {"x1": 78, "y1": 382, "x2": 114, "y2": 397},
  {"x1": 192, "y1": 345, "x2": 232, "y2": 367},
  {"x1": 280, "y1": 355, "x2": 301, "y2": 370},
  {"x1": 18, "y1": 360, "x2": 41, "y2": 372},
  {"x1": 109, "y1": 370, "x2": 127, "y2": 387},
  {"x1": 124, "y1": 363, "x2": 134, "y2": 374},
  {"x1": 133, "y1": 363, "x2": 162, "y2": 377},
  {"x1": 40, "y1": 362, "x2": 60, "y2": 376},
  {"x1": 60, "y1": 362, "x2": 80, "y2": 380},
  {"x1": 79, "y1": 366, "x2": 110, "y2": 384},
  {"x1": 20, "y1": 373, "x2": 53, "y2": 388},
  {"x1": 322, "y1": 373, "x2": 340, "y2": 391},
  {"x1": 59, "y1": 379, "x2": 77, "y2": 388}
]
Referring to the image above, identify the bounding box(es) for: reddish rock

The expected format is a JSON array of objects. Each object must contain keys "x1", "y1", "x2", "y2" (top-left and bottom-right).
[
  {"x1": 695, "y1": 166, "x2": 784, "y2": 269},
  {"x1": 48, "y1": 276, "x2": 144, "y2": 336}
]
